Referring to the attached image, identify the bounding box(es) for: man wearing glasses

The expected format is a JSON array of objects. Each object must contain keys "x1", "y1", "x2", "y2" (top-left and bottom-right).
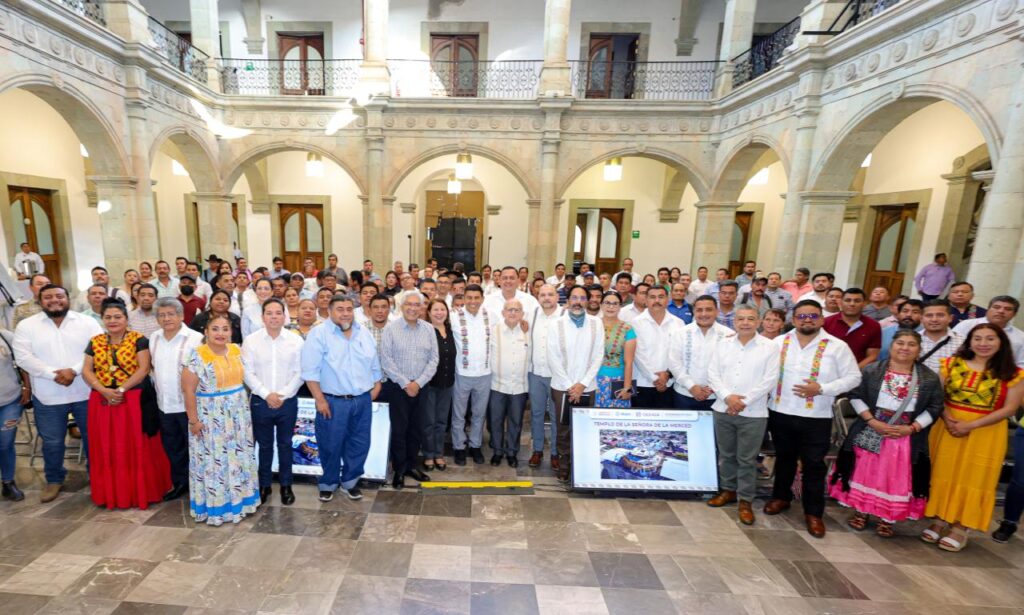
[{"x1": 763, "y1": 300, "x2": 861, "y2": 538}]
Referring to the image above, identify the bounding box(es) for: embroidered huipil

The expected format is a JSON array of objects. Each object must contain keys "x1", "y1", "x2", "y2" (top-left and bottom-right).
[
  {"x1": 668, "y1": 322, "x2": 735, "y2": 399},
  {"x1": 769, "y1": 329, "x2": 861, "y2": 419},
  {"x1": 453, "y1": 307, "x2": 492, "y2": 377},
  {"x1": 490, "y1": 322, "x2": 531, "y2": 395}
]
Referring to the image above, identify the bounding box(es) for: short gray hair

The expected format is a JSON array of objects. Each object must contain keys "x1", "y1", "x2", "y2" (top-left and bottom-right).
[
  {"x1": 734, "y1": 304, "x2": 760, "y2": 317},
  {"x1": 154, "y1": 297, "x2": 184, "y2": 316}
]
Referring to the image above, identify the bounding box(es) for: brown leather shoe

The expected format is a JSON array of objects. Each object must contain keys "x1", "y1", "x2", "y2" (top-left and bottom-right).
[
  {"x1": 707, "y1": 490, "x2": 737, "y2": 507},
  {"x1": 738, "y1": 500, "x2": 755, "y2": 525},
  {"x1": 40, "y1": 483, "x2": 62, "y2": 503},
  {"x1": 528, "y1": 452, "x2": 543, "y2": 468},
  {"x1": 805, "y1": 515, "x2": 826, "y2": 538},
  {"x1": 551, "y1": 456, "x2": 560, "y2": 471},
  {"x1": 762, "y1": 499, "x2": 791, "y2": 515}
]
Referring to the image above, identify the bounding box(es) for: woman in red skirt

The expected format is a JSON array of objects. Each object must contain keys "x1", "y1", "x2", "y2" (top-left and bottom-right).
[{"x1": 82, "y1": 298, "x2": 170, "y2": 509}]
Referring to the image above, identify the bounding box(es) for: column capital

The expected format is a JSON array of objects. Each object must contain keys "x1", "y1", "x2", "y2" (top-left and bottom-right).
[
  {"x1": 358, "y1": 194, "x2": 397, "y2": 205},
  {"x1": 657, "y1": 207, "x2": 682, "y2": 223},
  {"x1": 798, "y1": 191, "x2": 858, "y2": 205},
  {"x1": 243, "y1": 37, "x2": 265, "y2": 54},
  {"x1": 526, "y1": 199, "x2": 563, "y2": 210},
  {"x1": 694, "y1": 200, "x2": 742, "y2": 210},
  {"x1": 88, "y1": 176, "x2": 139, "y2": 190},
  {"x1": 192, "y1": 192, "x2": 235, "y2": 204},
  {"x1": 399, "y1": 202, "x2": 417, "y2": 214},
  {"x1": 971, "y1": 170, "x2": 995, "y2": 186},
  {"x1": 486, "y1": 204, "x2": 503, "y2": 216},
  {"x1": 249, "y1": 199, "x2": 272, "y2": 214}
]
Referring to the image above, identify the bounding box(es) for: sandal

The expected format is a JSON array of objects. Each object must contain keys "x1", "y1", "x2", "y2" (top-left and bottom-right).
[
  {"x1": 938, "y1": 526, "x2": 968, "y2": 552},
  {"x1": 423, "y1": 459, "x2": 435, "y2": 471},
  {"x1": 876, "y1": 521, "x2": 896, "y2": 538},
  {"x1": 920, "y1": 522, "x2": 947, "y2": 544},
  {"x1": 847, "y1": 512, "x2": 869, "y2": 531},
  {"x1": 435, "y1": 457, "x2": 447, "y2": 471}
]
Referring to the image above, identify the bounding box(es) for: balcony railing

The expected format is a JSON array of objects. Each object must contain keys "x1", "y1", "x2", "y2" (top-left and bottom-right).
[
  {"x1": 570, "y1": 60, "x2": 720, "y2": 101},
  {"x1": 806, "y1": 0, "x2": 902, "y2": 34},
  {"x1": 53, "y1": 0, "x2": 105, "y2": 27},
  {"x1": 389, "y1": 60, "x2": 542, "y2": 99},
  {"x1": 732, "y1": 16, "x2": 802, "y2": 89},
  {"x1": 220, "y1": 59, "x2": 361, "y2": 96},
  {"x1": 147, "y1": 16, "x2": 209, "y2": 85}
]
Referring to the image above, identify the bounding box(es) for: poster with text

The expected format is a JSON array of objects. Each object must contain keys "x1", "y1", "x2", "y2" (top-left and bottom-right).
[
  {"x1": 263, "y1": 398, "x2": 391, "y2": 481},
  {"x1": 571, "y1": 407, "x2": 718, "y2": 492}
]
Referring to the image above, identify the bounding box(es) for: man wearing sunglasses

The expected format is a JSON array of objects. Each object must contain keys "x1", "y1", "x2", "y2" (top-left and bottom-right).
[{"x1": 763, "y1": 300, "x2": 861, "y2": 538}]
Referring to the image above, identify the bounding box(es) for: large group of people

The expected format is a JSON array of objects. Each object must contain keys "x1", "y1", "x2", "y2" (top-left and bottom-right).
[{"x1": 1, "y1": 250, "x2": 1022, "y2": 552}]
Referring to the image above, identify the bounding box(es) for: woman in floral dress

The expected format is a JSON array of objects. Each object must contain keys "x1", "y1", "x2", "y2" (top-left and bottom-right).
[{"x1": 182, "y1": 313, "x2": 259, "y2": 526}]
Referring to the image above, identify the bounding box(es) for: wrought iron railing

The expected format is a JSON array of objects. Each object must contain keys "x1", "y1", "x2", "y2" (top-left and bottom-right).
[
  {"x1": 220, "y1": 58, "x2": 361, "y2": 96},
  {"x1": 54, "y1": 0, "x2": 105, "y2": 27},
  {"x1": 569, "y1": 60, "x2": 720, "y2": 101},
  {"x1": 803, "y1": 0, "x2": 902, "y2": 35},
  {"x1": 147, "y1": 16, "x2": 210, "y2": 85},
  {"x1": 732, "y1": 16, "x2": 802, "y2": 89},
  {"x1": 389, "y1": 59, "x2": 542, "y2": 99}
]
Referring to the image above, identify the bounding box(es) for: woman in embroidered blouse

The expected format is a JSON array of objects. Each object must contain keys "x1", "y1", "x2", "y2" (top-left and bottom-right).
[
  {"x1": 595, "y1": 291, "x2": 636, "y2": 408},
  {"x1": 422, "y1": 298, "x2": 456, "y2": 471},
  {"x1": 921, "y1": 322, "x2": 1024, "y2": 551},
  {"x1": 81, "y1": 298, "x2": 171, "y2": 509},
  {"x1": 828, "y1": 330, "x2": 944, "y2": 537},
  {"x1": 182, "y1": 312, "x2": 260, "y2": 526}
]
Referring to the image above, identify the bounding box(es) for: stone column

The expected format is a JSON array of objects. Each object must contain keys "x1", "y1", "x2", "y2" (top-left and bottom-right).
[
  {"x1": 533, "y1": 99, "x2": 570, "y2": 272},
  {"x1": 773, "y1": 106, "x2": 819, "y2": 274},
  {"x1": 361, "y1": 98, "x2": 391, "y2": 266},
  {"x1": 189, "y1": 0, "x2": 222, "y2": 85},
  {"x1": 691, "y1": 201, "x2": 741, "y2": 270},
  {"x1": 125, "y1": 100, "x2": 161, "y2": 259},
  {"x1": 90, "y1": 176, "x2": 144, "y2": 278},
  {"x1": 715, "y1": 0, "x2": 758, "y2": 96},
  {"x1": 193, "y1": 192, "x2": 235, "y2": 264},
  {"x1": 241, "y1": 0, "x2": 265, "y2": 54},
  {"x1": 539, "y1": 0, "x2": 572, "y2": 96},
  {"x1": 359, "y1": 0, "x2": 391, "y2": 96},
  {"x1": 102, "y1": 0, "x2": 152, "y2": 42},
  {"x1": 792, "y1": 191, "x2": 857, "y2": 275},
  {"x1": 968, "y1": 72, "x2": 1024, "y2": 308},
  {"x1": 674, "y1": 0, "x2": 703, "y2": 56}
]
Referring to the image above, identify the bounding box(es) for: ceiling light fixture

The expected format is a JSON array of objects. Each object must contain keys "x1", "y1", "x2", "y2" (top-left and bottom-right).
[
  {"x1": 447, "y1": 173, "x2": 462, "y2": 195},
  {"x1": 306, "y1": 153, "x2": 324, "y2": 177},
  {"x1": 455, "y1": 152, "x2": 474, "y2": 180},
  {"x1": 604, "y1": 157, "x2": 623, "y2": 182}
]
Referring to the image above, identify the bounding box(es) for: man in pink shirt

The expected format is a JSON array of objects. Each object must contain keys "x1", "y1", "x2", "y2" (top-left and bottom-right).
[{"x1": 781, "y1": 268, "x2": 813, "y2": 299}]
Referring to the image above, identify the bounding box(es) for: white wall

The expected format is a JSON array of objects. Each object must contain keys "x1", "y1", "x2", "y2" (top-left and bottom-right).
[
  {"x1": 860, "y1": 101, "x2": 985, "y2": 281},
  {"x1": 0, "y1": 89, "x2": 101, "y2": 292},
  {"x1": 736, "y1": 160, "x2": 787, "y2": 270},
  {"x1": 389, "y1": 0, "x2": 545, "y2": 61},
  {"x1": 151, "y1": 150, "x2": 197, "y2": 261}
]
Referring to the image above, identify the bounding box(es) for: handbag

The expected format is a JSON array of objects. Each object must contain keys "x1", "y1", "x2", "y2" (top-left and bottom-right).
[{"x1": 851, "y1": 367, "x2": 919, "y2": 454}]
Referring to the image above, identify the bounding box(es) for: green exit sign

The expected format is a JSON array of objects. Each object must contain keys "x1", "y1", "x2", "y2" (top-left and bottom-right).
[{"x1": 631, "y1": 230, "x2": 640, "y2": 239}]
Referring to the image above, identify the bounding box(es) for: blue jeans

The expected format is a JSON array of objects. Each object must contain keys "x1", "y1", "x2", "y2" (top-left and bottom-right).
[
  {"x1": 0, "y1": 397, "x2": 23, "y2": 481},
  {"x1": 315, "y1": 393, "x2": 372, "y2": 492},
  {"x1": 1003, "y1": 426, "x2": 1024, "y2": 524},
  {"x1": 528, "y1": 373, "x2": 556, "y2": 455},
  {"x1": 251, "y1": 396, "x2": 299, "y2": 488},
  {"x1": 32, "y1": 397, "x2": 88, "y2": 485}
]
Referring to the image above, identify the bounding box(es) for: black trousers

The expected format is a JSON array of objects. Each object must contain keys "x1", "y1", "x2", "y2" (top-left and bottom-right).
[
  {"x1": 635, "y1": 386, "x2": 673, "y2": 409},
  {"x1": 159, "y1": 412, "x2": 189, "y2": 489},
  {"x1": 384, "y1": 381, "x2": 424, "y2": 475},
  {"x1": 768, "y1": 410, "x2": 833, "y2": 517}
]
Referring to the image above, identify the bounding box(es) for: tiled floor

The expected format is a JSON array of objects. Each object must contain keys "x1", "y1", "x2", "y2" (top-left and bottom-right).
[{"x1": 1, "y1": 455, "x2": 1022, "y2": 614}]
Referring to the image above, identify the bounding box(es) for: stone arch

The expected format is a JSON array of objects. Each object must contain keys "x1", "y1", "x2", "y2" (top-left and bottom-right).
[
  {"x1": 0, "y1": 73, "x2": 129, "y2": 176},
  {"x1": 808, "y1": 84, "x2": 1001, "y2": 192},
  {"x1": 709, "y1": 135, "x2": 790, "y2": 202},
  {"x1": 557, "y1": 146, "x2": 711, "y2": 202},
  {"x1": 385, "y1": 143, "x2": 538, "y2": 199},
  {"x1": 148, "y1": 125, "x2": 222, "y2": 193},
  {"x1": 222, "y1": 141, "x2": 367, "y2": 194}
]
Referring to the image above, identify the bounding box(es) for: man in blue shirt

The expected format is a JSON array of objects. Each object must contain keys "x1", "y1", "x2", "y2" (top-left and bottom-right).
[
  {"x1": 667, "y1": 282, "x2": 693, "y2": 324},
  {"x1": 301, "y1": 295, "x2": 382, "y2": 502}
]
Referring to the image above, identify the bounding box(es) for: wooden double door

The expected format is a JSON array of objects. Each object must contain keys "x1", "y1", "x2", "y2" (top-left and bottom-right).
[
  {"x1": 9, "y1": 186, "x2": 61, "y2": 286},
  {"x1": 864, "y1": 204, "x2": 918, "y2": 297},
  {"x1": 575, "y1": 208, "x2": 623, "y2": 275},
  {"x1": 280, "y1": 204, "x2": 324, "y2": 273}
]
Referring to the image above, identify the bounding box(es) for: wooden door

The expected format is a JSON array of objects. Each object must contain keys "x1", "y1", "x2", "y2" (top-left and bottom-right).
[
  {"x1": 728, "y1": 211, "x2": 753, "y2": 279},
  {"x1": 864, "y1": 205, "x2": 918, "y2": 297},
  {"x1": 192, "y1": 201, "x2": 238, "y2": 262},
  {"x1": 594, "y1": 209, "x2": 623, "y2": 276},
  {"x1": 430, "y1": 34, "x2": 479, "y2": 96},
  {"x1": 585, "y1": 35, "x2": 614, "y2": 98},
  {"x1": 9, "y1": 186, "x2": 61, "y2": 286},
  {"x1": 279, "y1": 204, "x2": 324, "y2": 273},
  {"x1": 573, "y1": 212, "x2": 588, "y2": 264},
  {"x1": 279, "y1": 34, "x2": 325, "y2": 95}
]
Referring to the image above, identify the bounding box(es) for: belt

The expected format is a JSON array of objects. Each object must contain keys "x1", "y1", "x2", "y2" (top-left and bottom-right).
[
  {"x1": 196, "y1": 386, "x2": 245, "y2": 398},
  {"x1": 324, "y1": 391, "x2": 369, "y2": 400}
]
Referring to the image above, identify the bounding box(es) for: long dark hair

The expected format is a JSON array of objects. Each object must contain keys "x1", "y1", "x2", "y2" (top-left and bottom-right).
[
  {"x1": 425, "y1": 297, "x2": 450, "y2": 328},
  {"x1": 956, "y1": 322, "x2": 1018, "y2": 382},
  {"x1": 207, "y1": 289, "x2": 232, "y2": 314}
]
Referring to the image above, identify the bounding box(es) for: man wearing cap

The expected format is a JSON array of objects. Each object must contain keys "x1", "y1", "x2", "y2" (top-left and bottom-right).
[{"x1": 177, "y1": 275, "x2": 206, "y2": 326}]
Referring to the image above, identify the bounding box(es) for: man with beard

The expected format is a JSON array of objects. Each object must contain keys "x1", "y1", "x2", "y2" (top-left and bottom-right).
[
  {"x1": 13, "y1": 284, "x2": 103, "y2": 502},
  {"x1": 585, "y1": 284, "x2": 603, "y2": 317},
  {"x1": 798, "y1": 273, "x2": 833, "y2": 306},
  {"x1": 763, "y1": 300, "x2": 861, "y2": 537},
  {"x1": 128, "y1": 284, "x2": 160, "y2": 337},
  {"x1": 878, "y1": 299, "x2": 924, "y2": 362}
]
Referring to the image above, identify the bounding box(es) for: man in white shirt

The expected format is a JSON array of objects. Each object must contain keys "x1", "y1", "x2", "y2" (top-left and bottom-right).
[
  {"x1": 13, "y1": 284, "x2": 102, "y2": 502},
  {"x1": 546, "y1": 263, "x2": 567, "y2": 286},
  {"x1": 618, "y1": 282, "x2": 649, "y2": 324},
  {"x1": 129, "y1": 284, "x2": 160, "y2": 337},
  {"x1": 689, "y1": 266, "x2": 712, "y2": 299},
  {"x1": 547, "y1": 285, "x2": 604, "y2": 483},
  {"x1": 484, "y1": 266, "x2": 539, "y2": 317},
  {"x1": 527, "y1": 285, "x2": 563, "y2": 469},
  {"x1": 953, "y1": 295, "x2": 1024, "y2": 368},
  {"x1": 452, "y1": 285, "x2": 493, "y2": 465},
  {"x1": 242, "y1": 297, "x2": 304, "y2": 506},
  {"x1": 150, "y1": 297, "x2": 203, "y2": 502},
  {"x1": 797, "y1": 272, "x2": 834, "y2": 306},
  {"x1": 13, "y1": 242, "x2": 44, "y2": 278},
  {"x1": 918, "y1": 300, "x2": 965, "y2": 374},
  {"x1": 185, "y1": 262, "x2": 213, "y2": 302},
  {"x1": 669, "y1": 296, "x2": 735, "y2": 410},
  {"x1": 611, "y1": 258, "x2": 641, "y2": 287},
  {"x1": 632, "y1": 285, "x2": 684, "y2": 408},
  {"x1": 707, "y1": 306, "x2": 780, "y2": 525},
  {"x1": 488, "y1": 299, "x2": 531, "y2": 468},
  {"x1": 764, "y1": 300, "x2": 861, "y2": 538},
  {"x1": 356, "y1": 282, "x2": 397, "y2": 325},
  {"x1": 152, "y1": 260, "x2": 180, "y2": 298}
]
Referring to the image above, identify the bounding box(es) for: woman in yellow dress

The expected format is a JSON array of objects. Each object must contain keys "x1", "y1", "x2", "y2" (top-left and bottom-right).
[{"x1": 922, "y1": 322, "x2": 1024, "y2": 551}]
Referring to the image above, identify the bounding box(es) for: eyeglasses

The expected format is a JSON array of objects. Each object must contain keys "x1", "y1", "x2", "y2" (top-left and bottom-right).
[
  {"x1": 795, "y1": 313, "x2": 821, "y2": 321},
  {"x1": 601, "y1": 301, "x2": 620, "y2": 307}
]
